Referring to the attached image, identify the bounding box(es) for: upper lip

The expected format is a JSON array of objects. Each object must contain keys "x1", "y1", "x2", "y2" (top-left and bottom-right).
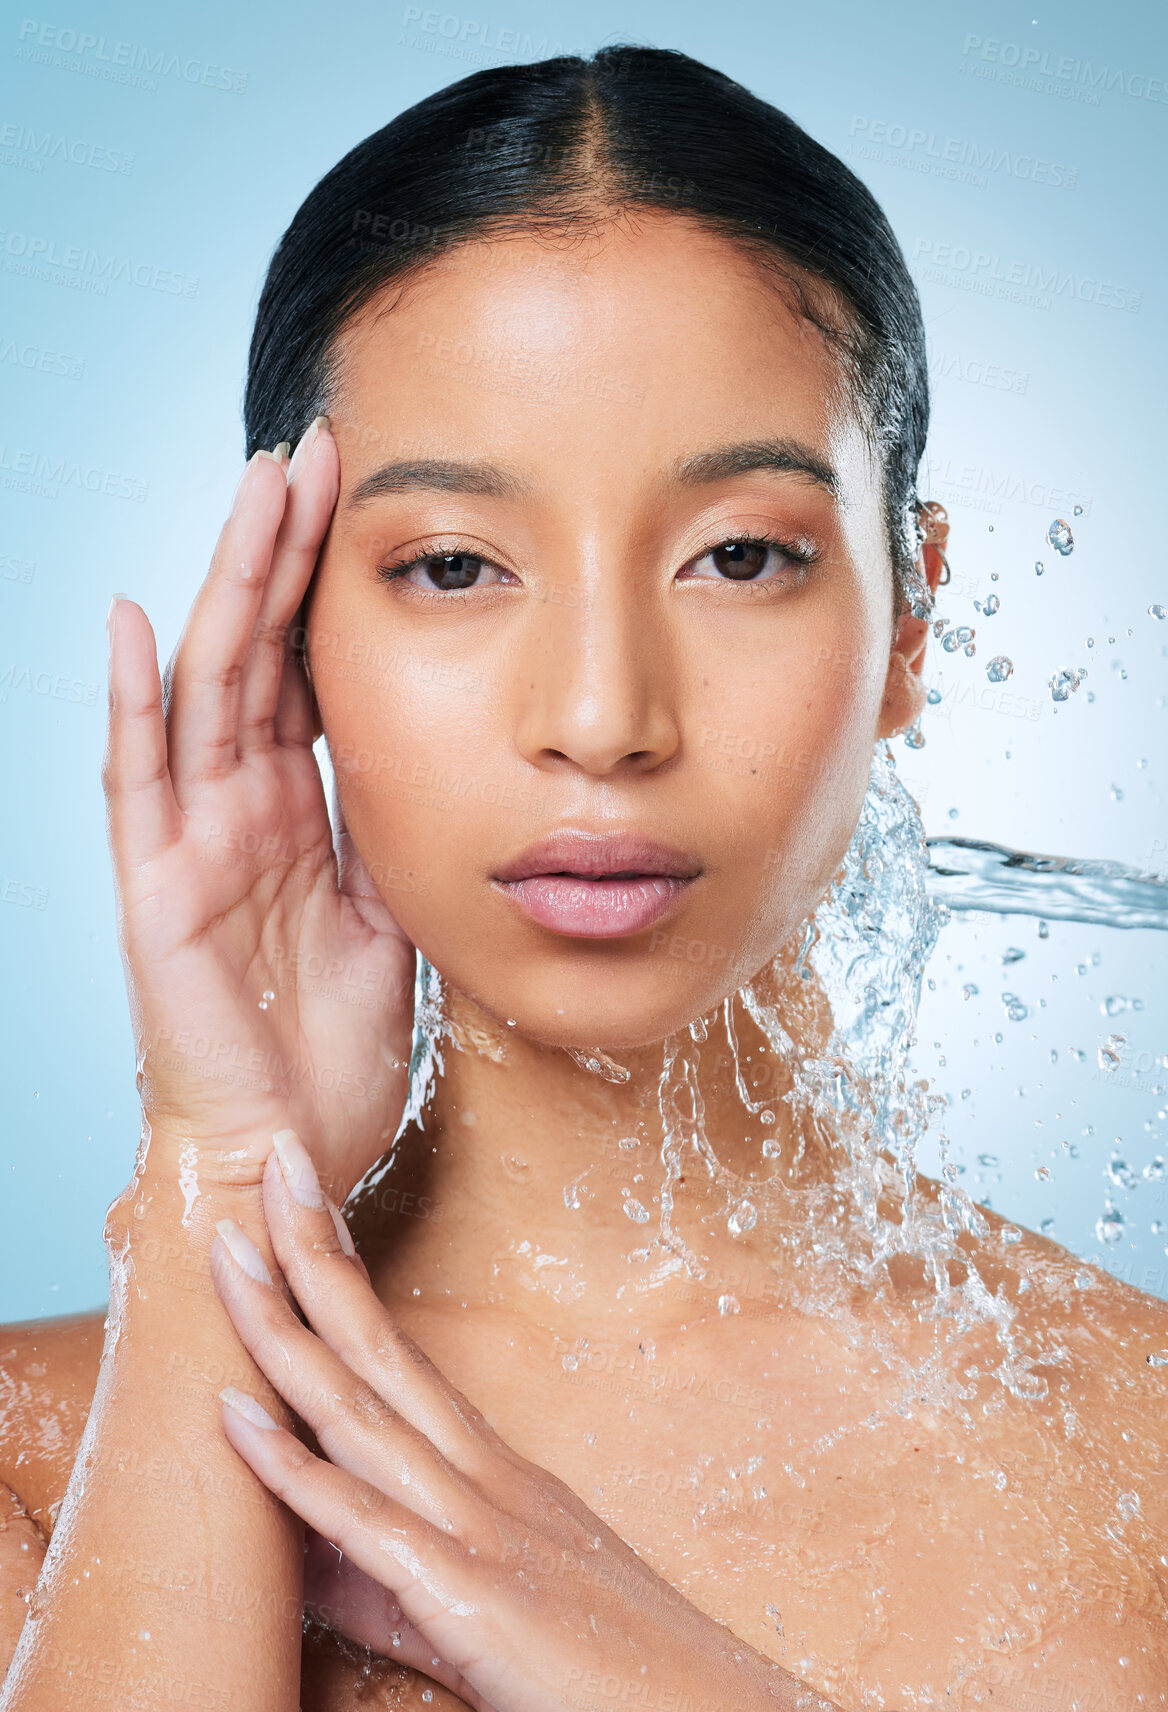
[{"x1": 493, "y1": 831, "x2": 702, "y2": 884}]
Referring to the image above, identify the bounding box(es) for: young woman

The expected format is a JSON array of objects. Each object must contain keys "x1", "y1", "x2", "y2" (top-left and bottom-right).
[{"x1": 1, "y1": 45, "x2": 1165, "y2": 1712}]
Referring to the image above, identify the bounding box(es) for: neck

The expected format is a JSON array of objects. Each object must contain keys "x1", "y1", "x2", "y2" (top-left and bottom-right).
[{"x1": 348, "y1": 963, "x2": 875, "y2": 1335}]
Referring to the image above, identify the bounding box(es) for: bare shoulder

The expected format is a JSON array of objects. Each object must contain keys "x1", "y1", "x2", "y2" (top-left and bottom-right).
[
  {"x1": 975, "y1": 1209, "x2": 1168, "y2": 1531},
  {"x1": 0, "y1": 1306, "x2": 107, "y2": 1533}
]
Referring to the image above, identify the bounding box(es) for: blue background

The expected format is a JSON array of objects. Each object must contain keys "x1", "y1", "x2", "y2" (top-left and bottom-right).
[{"x1": 2, "y1": 0, "x2": 1166, "y2": 1319}]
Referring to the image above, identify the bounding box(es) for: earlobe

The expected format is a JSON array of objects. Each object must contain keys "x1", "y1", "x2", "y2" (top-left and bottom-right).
[
  {"x1": 875, "y1": 499, "x2": 949, "y2": 740},
  {"x1": 877, "y1": 646, "x2": 927, "y2": 739}
]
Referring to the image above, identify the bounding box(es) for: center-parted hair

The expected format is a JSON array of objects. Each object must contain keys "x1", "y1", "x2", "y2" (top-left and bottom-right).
[{"x1": 244, "y1": 44, "x2": 930, "y2": 612}]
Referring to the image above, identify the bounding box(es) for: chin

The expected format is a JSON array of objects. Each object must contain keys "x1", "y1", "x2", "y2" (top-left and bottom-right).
[{"x1": 441, "y1": 937, "x2": 783, "y2": 1056}]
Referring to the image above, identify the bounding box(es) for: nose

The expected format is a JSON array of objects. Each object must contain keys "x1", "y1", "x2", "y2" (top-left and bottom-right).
[{"x1": 512, "y1": 569, "x2": 681, "y2": 778}]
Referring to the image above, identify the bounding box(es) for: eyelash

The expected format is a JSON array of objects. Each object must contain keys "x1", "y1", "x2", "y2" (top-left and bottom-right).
[{"x1": 375, "y1": 531, "x2": 819, "y2": 593}]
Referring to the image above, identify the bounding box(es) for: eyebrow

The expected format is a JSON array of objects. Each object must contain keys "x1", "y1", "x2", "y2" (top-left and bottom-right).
[
  {"x1": 670, "y1": 438, "x2": 839, "y2": 496},
  {"x1": 343, "y1": 436, "x2": 838, "y2": 510}
]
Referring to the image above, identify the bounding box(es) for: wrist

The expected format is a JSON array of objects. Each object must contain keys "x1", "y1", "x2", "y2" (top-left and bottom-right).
[{"x1": 105, "y1": 1156, "x2": 268, "y2": 1259}]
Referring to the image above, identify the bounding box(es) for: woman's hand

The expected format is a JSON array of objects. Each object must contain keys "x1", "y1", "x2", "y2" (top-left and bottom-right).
[
  {"x1": 208, "y1": 1130, "x2": 841, "y2": 1712},
  {"x1": 104, "y1": 423, "x2": 416, "y2": 1205}
]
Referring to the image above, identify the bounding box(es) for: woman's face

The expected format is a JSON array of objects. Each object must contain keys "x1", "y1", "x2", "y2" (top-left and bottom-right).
[{"x1": 306, "y1": 211, "x2": 928, "y2": 1050}]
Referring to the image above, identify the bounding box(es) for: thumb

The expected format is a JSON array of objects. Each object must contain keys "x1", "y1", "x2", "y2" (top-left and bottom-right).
[{"x1": 330, "y1": 780, "x2": 416, "y2": 948}]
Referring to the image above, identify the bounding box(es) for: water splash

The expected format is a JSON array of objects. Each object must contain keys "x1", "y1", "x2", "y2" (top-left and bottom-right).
[
  {"x1": 925, "y1": 837, "x2": 1168, "y2": 931},
  {"x1": 1047, "y1": 518, "x2": 1074, "y2": 555},
  {"x1": 565, "y1": 1047, "x2": 632, "y2": 1083}
]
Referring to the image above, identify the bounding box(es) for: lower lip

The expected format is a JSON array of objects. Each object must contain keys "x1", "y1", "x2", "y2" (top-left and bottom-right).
[{"x1": 494, "y1": 875, "x2": 693, "y2": 938}]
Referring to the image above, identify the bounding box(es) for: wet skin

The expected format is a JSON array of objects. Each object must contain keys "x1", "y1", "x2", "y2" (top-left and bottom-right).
[{"x1": 2, "y1": 214, "x2": 1167, "y2": 1709}]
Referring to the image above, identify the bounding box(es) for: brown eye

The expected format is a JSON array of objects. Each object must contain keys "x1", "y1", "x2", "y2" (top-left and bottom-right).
[
  {"x1": 682, "y1": 537, "x2": 803, "y2": 585},
  {"x1": 710, "y1": 540, "x2": 771, "y2": 580},
  {"x1": 421, "y1": 553, "x2": 483, "y2": 590}
]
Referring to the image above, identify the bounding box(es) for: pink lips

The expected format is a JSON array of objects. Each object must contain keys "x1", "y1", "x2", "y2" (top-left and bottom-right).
[{"x1": 492, "y1": 832, "x2": 701, "y2": 939}]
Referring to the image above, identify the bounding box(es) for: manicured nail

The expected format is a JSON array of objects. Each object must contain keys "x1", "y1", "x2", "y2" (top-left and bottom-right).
[
  {"x1": 214, "y1": 1219, "x2": 273, "y2": 1285},
  {"x1": 220, "y1": 1387, "x2": 279, "y2": 1430},
  {"x1": 326, "y1": 1197, "x2": 357, "y2": 1257},
  {"x1": 273, "y1": 440, "x2": 292, "y2": 461},
  {"x1": 311, "y1": 414, "x2": 331, "y2": 432},
  {"x1": 272, "y1": 1128, "x2": 324, "y2": 1208},
  {"x1": 106, "y1": 593, "x2": 127, "y2": 649},
  {"x1": 254, "y1": 448, "x2": 282, "y2": 464}
]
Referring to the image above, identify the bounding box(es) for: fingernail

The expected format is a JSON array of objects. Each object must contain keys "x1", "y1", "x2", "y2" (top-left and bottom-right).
[
  {"x1": 254, "y1": 448, "x2": 282, "y2": 464},
  {"x1": 214, "y1": 1218, "x2": 273, "y2": 1285},
  {"x1": 106, "y1": 592, "x2": 127, "y2": 649},
  {"x1": 311, "y1": 414, "x2": 331, "y2": 432},
  {"x1": 273, "y1": 440, "x2": 292, "y2": 462},
  {"x1": 220, "y1": 1387, "x2": 279, "y2": 1430},
  {"x1": 325, "y1": 1197, "x2": 357, "y2": 1257},
  {"x1": 272, "y1": 1128, "x2": 324, "y2": 1209}
]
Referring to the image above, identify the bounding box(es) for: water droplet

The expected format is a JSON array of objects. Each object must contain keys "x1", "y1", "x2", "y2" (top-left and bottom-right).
[
  {"x1": 1096, "y1": 1206, "x2": 1125, "y2": 1244},
  {"x1": 1143, "y1": 1158, "x2": 1165, "y2": 1184},
  {"x1": 1103, "y1": 995, "x2": 1132, "y2": 1017},
  {"x1": 1073, "y1": 504, "x2": 1083, "y2": 516},
  {"x1": 962, "y1": 983, "x2": 979, "y2": 999},
  {"x1": 760, "y1": 1109, "x2": 775, "y2": 1124},
  {"x1": 761, "y1": 1136, "x2": 782, "y2": 1158},
  {"x1": 1001, "y1": 992, "x2": 1029, "y2": 1022},
  {"x1": 1047, "y1": 518, "x2": 1074, "y2": 555},
  {"x1": 562, "y1": 1352, "x2": 578, "y2": 1370},
  {"x1": 728, "y1": 1199, "x2": 757, "y2": 1236},
  {"x1": 1002, "y1": 946, "x2": 1025, "y2": 965},
  {"x1": 1150, "y1": 603, "x2": 1167, "y2": 620},
  {"x1": 1108, "y1": 1160, "x2": 1136, "y2": 1190},
  {"x1": 982, "y1": 594, "x2": 1000, "y2": 616},
  {"x1": 563, "y1": 1183, "x2": 581, "y2": 1210},
  {"x1": 622, "y1": 1197, "x2": 650, "y2": 1225},
  {"x1": 904, "y1": 721, "x2": 926, "y2": 749},
  {"x1": 1035, "y1": 1166, "x2": 1051, "y2": 1181},
  {"x1": 986, "y1": 655, "x2": 1013, "y2": 683},
  {"x1": 718, "y1": 1294, "x2": 740, "y2": 1315},
  {"x1": 566, "y1": 1047, "x2": 631, "y2": 1082},
  {"x1": 978, "y1": 1153, "x2": 999, "y2": 1168},
  {"x1": 1048, "y1": 667, "x2": 1086, "y2": 702},
  {"x1": 1117, "y1": 1491, "x2": 1140, "y2": 1520},
  {"x1": 1147, "y1": 1351, "x2": 1168, "y2": 1367},
  {"x1": 1074, "y1": 1270, "x2": 1094, "y2": 1289},
  {"x1": 1097, "y1": 1034, "x2": 1126, "y2": 1072},
  {"x1": 926, "y1": 686, "x2": 942, "y2": 705},
  {"x1": 1041, "y1": 1217, "x2": 1056, "y2": 1235},
  {"x1": 1034, "y1": 560, "x2": 1044, "y2": 576},
  {"x1": 942, "y1": 625, "x2": 975, "y2": 653},
  {"x1": 688, "y1": 1016, "x2": 709, "y2": 1043}
]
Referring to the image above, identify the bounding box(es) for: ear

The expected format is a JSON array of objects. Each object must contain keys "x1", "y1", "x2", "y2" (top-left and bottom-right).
[{"x1": 876, "y1": 500, "x2": 949, "y2": 740}]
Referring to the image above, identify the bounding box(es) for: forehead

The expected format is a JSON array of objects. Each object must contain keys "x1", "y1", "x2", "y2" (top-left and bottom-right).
[{"x1": 326, "y1": 212, "x2": 874, "y2": 502}]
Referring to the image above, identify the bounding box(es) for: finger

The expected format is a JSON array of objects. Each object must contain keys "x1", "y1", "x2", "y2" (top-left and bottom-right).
[
  {"x1": 217, "y1": 1398, "x2": 486, "y2": 1674},
  {"x1": 262, "y1": 1134, "x2": 505, "y2": 1469},
  {"x1": 303, "y1": 1534, "x2": 486, "y2": 1708},
  {"x1": 238, "y1": 418, "x2": 339, "y2": 754},
  {"x1": 273, "y1": 631, "x2": 318, "y2": 749},
  {"x1": 333, "y1": 784, "x2": 417, "y2": 943},
  {"x1": 164, "y1": 449, "x2": 288, "y2": 786},
  {"x1": 102, "y1": 596, "x2": 183, "y2": 869},
  {"x1": 210, "y1": 1204, "x2": 479, "y2": 1536}
]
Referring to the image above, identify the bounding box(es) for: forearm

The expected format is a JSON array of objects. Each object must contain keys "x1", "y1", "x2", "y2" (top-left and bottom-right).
[{"x1": 0, "y1": 1164, "x2": 302, "y2": 1712}]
